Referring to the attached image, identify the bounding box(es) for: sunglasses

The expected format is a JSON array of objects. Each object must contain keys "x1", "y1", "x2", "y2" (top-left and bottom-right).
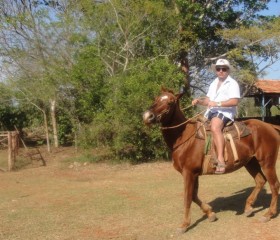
[{"x1": 216, "y1": 67, "x2": 228, "y2": 72}]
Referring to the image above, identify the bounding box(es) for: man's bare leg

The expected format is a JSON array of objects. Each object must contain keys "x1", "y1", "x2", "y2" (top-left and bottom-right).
[{"x1": 211, "y1": 117, "x2": 225, "y2": 173}]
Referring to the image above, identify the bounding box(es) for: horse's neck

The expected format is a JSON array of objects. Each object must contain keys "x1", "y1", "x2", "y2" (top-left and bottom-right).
[
  {"x1": 162, "y1": 106, "x2": 186, "y2": 127},
  {"x1": 162, "y1": 110, "x2": 194, "y2": 149}
]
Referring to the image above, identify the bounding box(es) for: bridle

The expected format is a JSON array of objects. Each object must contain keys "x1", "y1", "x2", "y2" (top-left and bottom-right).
[
  {"x1": 151, "y1": 98, "x2": 177, "y2": 123},
  {"x1": 149, "y1": 93, "x2": 206, "y2": 130},
  {"x1": 146, "y1": 92, "x2": 208, "y2": 152}
]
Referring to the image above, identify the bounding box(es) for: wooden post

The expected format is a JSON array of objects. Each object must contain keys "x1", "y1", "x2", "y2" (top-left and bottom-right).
[
  {"x1": 7, "y1": 132, "x2": 13, "y2": 171},
  {"x1": 7, "y1": 131, "x2": 18, "y2": 171},
  {"x1": 1, "y1": 131, "x2": 18, "y2": 171},
  {"x1": 12, "y1": 132, "x2": 17, "y2": 169}
]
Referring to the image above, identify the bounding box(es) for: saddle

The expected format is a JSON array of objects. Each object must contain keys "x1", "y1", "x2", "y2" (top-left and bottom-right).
[
  {"x1": 195, "y1": 115, "x2": 251, "y2": 175},
  {"x1": 196, "y1": 116, "x2": 251, "y2": 140}
]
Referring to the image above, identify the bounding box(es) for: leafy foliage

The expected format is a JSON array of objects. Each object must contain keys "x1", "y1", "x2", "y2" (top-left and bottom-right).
[
  {"x1": 0, "y1": 105, "x2": 27, "y2": 131},
  {"x1": 0, "y1": 0, "x2": 279, "y2": 162},
  {"x1": 78, "y1": 58, "x2": 184, "y2": 162}
]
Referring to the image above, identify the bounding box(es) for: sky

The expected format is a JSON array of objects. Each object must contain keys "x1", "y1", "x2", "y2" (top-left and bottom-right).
[{"x1": 259, "y1": 1, "x2": 280, "y2": 80}]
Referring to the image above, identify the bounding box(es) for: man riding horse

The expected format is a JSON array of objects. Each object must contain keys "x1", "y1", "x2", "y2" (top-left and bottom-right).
[{"x1": 192, "y1": 59, "x2": 240, "y2": 174}]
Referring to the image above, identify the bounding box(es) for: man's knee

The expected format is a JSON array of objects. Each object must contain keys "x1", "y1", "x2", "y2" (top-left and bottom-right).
[{"x1": 211, "y1": 119, "x2": 224, "y2": 133}]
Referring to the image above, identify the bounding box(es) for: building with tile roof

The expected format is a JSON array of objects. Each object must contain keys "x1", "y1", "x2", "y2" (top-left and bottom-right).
[
  {"x1": 244, "y1": 80, "x2": 280, "y2": 124},
  {"x1": 254, "y1": 80, "x2": 280, "y2": 94}
]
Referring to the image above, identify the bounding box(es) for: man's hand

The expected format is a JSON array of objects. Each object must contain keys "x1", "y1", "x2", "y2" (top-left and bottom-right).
[
  {"x1": 192, "y1": 97, "x2": 209, "y2": 106},
  {"x1": 192, "y1": 99, "x2": 200, "y2": 106}
]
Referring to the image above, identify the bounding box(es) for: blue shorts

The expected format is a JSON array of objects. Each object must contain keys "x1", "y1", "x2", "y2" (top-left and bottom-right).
[{"x1": 208, "y1": 111, "x2": 231, "y2": 125}]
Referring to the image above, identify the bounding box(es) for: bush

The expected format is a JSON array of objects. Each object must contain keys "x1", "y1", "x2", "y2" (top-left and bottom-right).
[{"x1": 79, "y1": 58, "x2": 186, "y2": 162}]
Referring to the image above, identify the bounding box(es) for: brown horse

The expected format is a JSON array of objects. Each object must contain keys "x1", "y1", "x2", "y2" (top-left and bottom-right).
[{"x1": 143, "y1": 88, "x2": 280, "y2": 233}]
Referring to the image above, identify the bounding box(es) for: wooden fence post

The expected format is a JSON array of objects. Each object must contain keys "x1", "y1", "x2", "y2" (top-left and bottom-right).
[
  {"x1": 7, "y1": 131, "x2": 18, "y2": 171},
  {"x1": 8, "y1": 132, "x2": 13, "y2": 171}
]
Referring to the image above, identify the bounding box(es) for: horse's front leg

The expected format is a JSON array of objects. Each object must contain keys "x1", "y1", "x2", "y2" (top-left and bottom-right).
[
  {"x1": 193, "y1": 177, "x2": 217, "y2": 222},
  {"x1": 178, "y1": 169, "x2": 195, "y2": 233}
]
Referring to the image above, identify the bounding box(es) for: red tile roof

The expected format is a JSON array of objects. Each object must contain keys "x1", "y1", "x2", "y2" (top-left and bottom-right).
[{"x1": 255, "y1": 80, "x2": 280, "y2": 93}]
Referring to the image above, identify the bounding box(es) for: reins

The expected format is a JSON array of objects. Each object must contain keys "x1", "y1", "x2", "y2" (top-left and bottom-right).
[{"x1": 160, "y1": 108, "x2": 206, "y2": 130}]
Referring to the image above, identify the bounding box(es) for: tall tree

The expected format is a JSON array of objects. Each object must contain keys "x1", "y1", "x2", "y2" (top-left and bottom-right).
[
  {"x1": 171, "y1": 0, "x2": 280, "y2": 96},
  {"x1": 76, "y1": 0, "x2": 180, "y2": 75},
  {"x1": 0, "y1": 0, "x2": 80, "y2": 149},
  {"x1": 218, "y1": 17, "x2": 280, "y2": 95}
]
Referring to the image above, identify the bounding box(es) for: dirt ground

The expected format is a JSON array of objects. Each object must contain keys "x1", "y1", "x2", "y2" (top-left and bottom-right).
[{"x1": 0, "y1": 147, "x2": 280, "y2": 240}]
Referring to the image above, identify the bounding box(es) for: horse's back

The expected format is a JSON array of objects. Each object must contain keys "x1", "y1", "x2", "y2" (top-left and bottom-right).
[
  {"x1": 242, "y1": 118, "x2": 279, "y2": 159},
  {"x1": 243, "y1": 119, "x2": 279, "y2": 137}
]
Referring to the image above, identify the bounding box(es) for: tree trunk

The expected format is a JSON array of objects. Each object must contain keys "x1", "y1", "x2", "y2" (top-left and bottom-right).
[
  {"x1": 29, "y1": 102, "x2": 51, "y2": 152},
  {"x1": 43, "y1": 110, "x2": 51, "y2": 153},
  {"x1": 50, "y1": 99, "x2": 59, "y2": 148}
]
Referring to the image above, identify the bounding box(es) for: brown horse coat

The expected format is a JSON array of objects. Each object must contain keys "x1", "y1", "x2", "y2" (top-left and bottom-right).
[{"x1": 143, "y1": 88, "x2": 280, "y2": 233}]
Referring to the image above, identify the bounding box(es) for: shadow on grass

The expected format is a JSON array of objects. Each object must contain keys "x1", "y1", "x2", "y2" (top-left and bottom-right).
[
  {"x1": 209, "y1": 187, "x2": 280, "y2": 217},
  {"x1": 188, "y1": 187, "x2": 280, "y2": 232}
]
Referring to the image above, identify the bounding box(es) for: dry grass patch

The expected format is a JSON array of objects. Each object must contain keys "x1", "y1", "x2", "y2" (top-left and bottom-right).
[{"x1": 0, "y1": 148, "x2": 280, "y2": 240}]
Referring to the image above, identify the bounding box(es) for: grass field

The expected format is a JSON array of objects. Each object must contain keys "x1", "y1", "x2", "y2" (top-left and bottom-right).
[{"x1": 0, "y1": 147, "x2": 280, "y2": 240}]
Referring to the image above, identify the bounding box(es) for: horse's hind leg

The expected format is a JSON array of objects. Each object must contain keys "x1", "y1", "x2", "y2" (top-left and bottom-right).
[
  {"x1": 244, "y1": 157, "x2": 267, "y2": 217},
  {"x1": 260, "y1": 165, "x2": 280, "y2": 222},
  {"x1": 193, "y1": 177, "x2": 217, "y2": 222}
]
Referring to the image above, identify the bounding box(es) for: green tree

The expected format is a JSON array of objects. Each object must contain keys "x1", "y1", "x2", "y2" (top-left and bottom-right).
[
  {"x1": 171, "y1": 0, "x2": 280, "y2": 96},
  {"x1": 0, "y1": 0, "x2": 82, "y2": 150},
  {"x1": 218, "y1": 17, "x2": 280, "y2": 96},
  {"x1": 69, "y1": 0, "x2": 184, "y2": 160},
  {"x1": 0, "y1": 0, "x2": 279, "y2": 162}
]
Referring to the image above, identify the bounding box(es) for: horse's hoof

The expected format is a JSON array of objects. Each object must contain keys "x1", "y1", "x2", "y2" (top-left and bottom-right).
[
  {"x1": 259, "y1": 216, "x2": 271, "y2": 223},
  {"x1": 176, "y1": 225, "x2": 188, "y2": 234},
  {"x1": 208, "y1": 212, "x2": 217, "y2": 222},
  {"x1": 244, "y1": 208, "x2": 254, "y2": 217}
]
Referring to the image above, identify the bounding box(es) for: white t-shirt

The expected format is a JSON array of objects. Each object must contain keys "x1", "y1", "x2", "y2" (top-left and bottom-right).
[{"x1": 205, "y1": 75, "x2": 240, "y2": 121}]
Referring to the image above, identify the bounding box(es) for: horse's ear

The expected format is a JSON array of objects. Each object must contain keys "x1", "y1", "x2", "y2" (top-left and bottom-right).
[
  {"x1": 161, "y1": 86, "x2": 168, "y2": 92},
  {"x1": 161, "y1": 86, "x2": 174, "y2": 94}
]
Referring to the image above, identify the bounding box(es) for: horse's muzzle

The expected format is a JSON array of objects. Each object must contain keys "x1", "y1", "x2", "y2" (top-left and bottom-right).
[{"x1": 143, "y1": 110, "x2": 155, "y2": 125}]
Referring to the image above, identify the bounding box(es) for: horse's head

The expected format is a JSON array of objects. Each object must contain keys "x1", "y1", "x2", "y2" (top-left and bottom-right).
[{"x1": 143, "y1": 88, "x2": 184, "y2": 126}]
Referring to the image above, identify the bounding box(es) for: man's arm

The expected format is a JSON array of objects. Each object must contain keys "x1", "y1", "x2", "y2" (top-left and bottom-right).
[
  {"x1": 208, "y1": 98, "x2": 239, "y2": 108},
  {"x1": 192, "y1": 97, "x2": 210, "y2": 106}
]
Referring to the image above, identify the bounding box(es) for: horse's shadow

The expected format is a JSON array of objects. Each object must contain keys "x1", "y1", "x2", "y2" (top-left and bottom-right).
[
  {"x1": 210, "y1": 187, "x2": 280, "y2": 216},
  {"x1": 188, "y1": 187, "x2": 280, "y2": 231}
]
